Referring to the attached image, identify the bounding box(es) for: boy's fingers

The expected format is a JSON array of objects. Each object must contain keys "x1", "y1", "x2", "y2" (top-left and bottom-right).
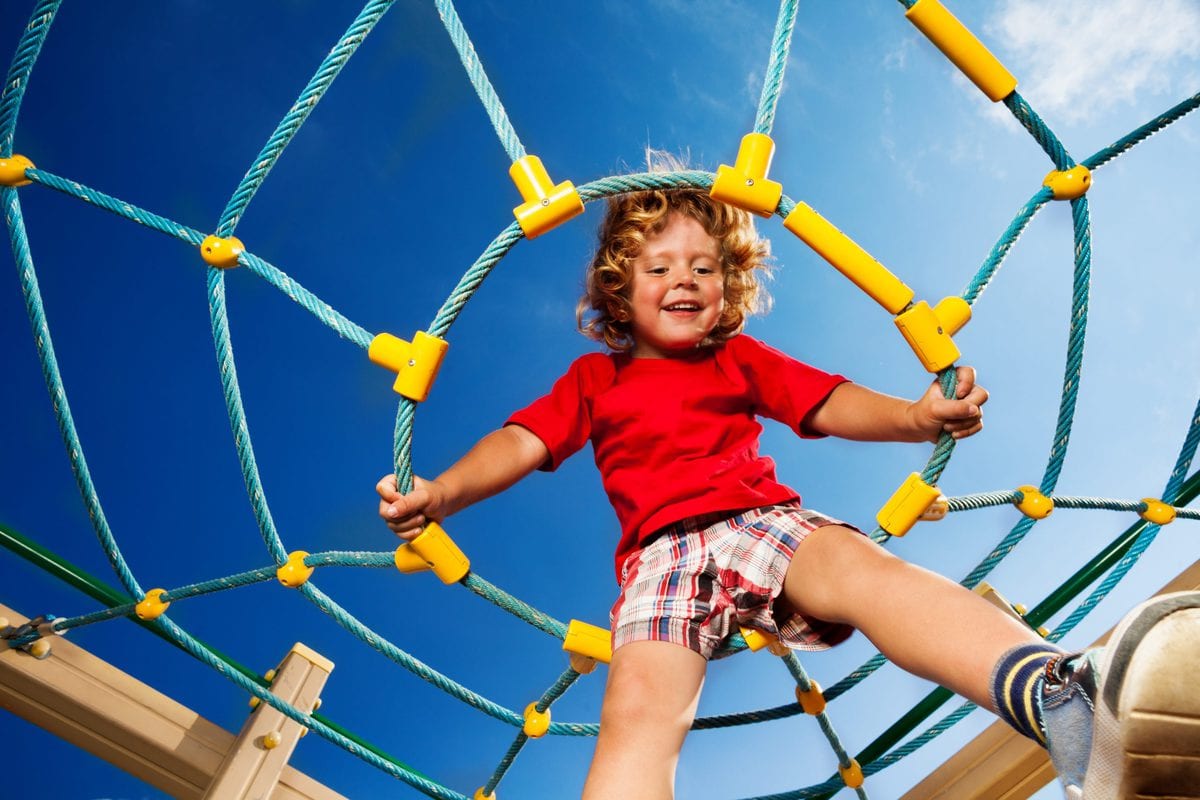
[{"x1": 376, "y1": 474, "x2": 399, "y2": 500}]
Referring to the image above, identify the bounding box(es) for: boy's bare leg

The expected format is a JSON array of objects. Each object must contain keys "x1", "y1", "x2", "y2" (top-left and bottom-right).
[
  {"x1": 779, "y1": 525, "x2": 1040, "y2": 711},
  {"x1": 582, "y1": 639, "x2": 706, "y2": 800}
]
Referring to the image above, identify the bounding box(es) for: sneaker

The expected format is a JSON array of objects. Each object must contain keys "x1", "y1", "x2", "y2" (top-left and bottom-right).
[{"x1": 1042, "y1": 591, "x2": 1200, "y2": 798}]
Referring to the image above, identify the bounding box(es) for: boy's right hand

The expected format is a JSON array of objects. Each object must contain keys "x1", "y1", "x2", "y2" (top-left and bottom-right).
[{"x1": 377, "y1": 473, "x2": 446, "y2": 541}]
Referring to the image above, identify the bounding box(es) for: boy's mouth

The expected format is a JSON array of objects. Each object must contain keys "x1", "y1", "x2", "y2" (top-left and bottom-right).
[{"x1": 662, "y1": 302, "x2": 702, "y2": 313}]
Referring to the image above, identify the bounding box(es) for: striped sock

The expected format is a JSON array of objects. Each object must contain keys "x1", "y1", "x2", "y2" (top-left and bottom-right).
[{"x1": 988, "y1": 642, "x2": 1064, "y2": 745}]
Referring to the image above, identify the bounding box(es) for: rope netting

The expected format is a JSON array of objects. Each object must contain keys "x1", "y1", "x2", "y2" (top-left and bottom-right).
[{"x1": 2, "y1": 1, "x2": 1198, "y2": 798}]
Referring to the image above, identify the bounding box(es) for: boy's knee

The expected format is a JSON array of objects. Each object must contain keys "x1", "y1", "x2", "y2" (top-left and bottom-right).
[{"x1": 601, "y1": 641, "x2": 704, "y2": 731}]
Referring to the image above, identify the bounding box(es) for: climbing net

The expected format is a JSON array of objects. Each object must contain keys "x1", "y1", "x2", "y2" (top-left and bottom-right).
[{"x1": 3, "y1": 1, "x2": 1199, "y2": 798}]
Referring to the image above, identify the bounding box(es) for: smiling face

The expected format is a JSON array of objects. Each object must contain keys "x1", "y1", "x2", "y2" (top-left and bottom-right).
[{"x1": 627, "y1": 212, "x2": 726, "y2": 358}]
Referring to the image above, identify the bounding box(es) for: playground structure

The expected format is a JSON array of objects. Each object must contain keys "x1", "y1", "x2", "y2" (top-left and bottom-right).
[{"x1": 2, "y1": 1, "x2": 1198, "y2": 798}]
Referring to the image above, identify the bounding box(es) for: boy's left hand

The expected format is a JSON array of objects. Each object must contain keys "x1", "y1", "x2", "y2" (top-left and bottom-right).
[{"x1": 909, "y1": 365, "x2": 988, "y2": 442}]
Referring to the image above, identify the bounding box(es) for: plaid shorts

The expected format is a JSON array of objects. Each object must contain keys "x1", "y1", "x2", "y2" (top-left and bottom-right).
[{"x1": 610, "y1": 502, "x2": 858, "y2": 660}]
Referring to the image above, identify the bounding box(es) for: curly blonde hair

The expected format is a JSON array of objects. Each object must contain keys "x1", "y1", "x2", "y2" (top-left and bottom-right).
[{"x1": 576, "y1": 177, "x2": 773, "y2": 352}]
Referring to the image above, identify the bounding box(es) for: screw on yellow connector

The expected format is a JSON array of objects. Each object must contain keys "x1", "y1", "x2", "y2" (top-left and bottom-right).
[
  {"x1": 1014, "y1": 485, "x2": 1053, "y2": 520},
  {"x1": 368, "y1": 331, "x2": 449, "y2": 403},
  {"x1": 393, "y1": 521, "x2": 470, "y2": 584},
  {"x1": 276, "y1": 551, "x2": 314, "y2": 587},
  {"x1": 710, "y1": 133, "x2": 784, "y2": 218},
  {"x1": 523, "y1": 702, "x2": 551, "y2": 738},
  {"x1": 509, "y1": 154, "x2": 584, "y2": 239},
  {"x1": 839, "y1": 758, "x2": 865, "y2": 789},
  {"x1": 894, "y1": 296, "x2": 972, "y2": 373},
  {"x1": 1043, "y1": 165, "x2": 1092, "y2": 200},
  {"x1": 27, "y1": 639, "x2": 52, "y2": 659},
  {"x1": 473, "y1": 789, "x2": 495, "y2": 800},
  {"x1": 783, "y1": 203, "x2": 915, "y2": 314},
  {"x1": 877, "y1": 473, "x2": 941, "y2": 536},
  {"x1": 905, "y1": 0, "x2": 1017, "y2": 102},
  {"x1": 0, "y1": 154, "x2": 35, "y2": 187},
  {"x1": 920, "y1": 494, "x2": 950, "y2": 522},
  {"x1": 199, "y1": 234, "x2": 245, "y2": 269},
  {"x1": 563, "y1": 619, "x2": 613, "y2": 664},
  {"x1": 135, "y1": 589, "x2": 171, "y2": 621},
  {"x1": 1139, "y1": 498, "x2": 1176, "y2": 526},
  {"x1": 262, "y1": 731, "x2": 282, "y2": 750},
  {"x1": 795, "y1": 681, "x2": 826, "y2": 716}
]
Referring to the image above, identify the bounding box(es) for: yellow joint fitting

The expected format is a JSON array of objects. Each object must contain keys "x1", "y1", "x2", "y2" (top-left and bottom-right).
[
  {"x1": 276, "y1": 551, "x2": 314, "y2": 588},
  {"x1": 894, "y1": 296, "x2": 971, "y2": 373},
  {"x1": 877, "y1": 473, "x2": 941, "y2": 536},
  {"x1": 920, "y1": 494, "x2": 950, "y2": 522},
  {"x1": 264, "y1": 668, "x2": 278, "y2": 683},
  {"x1": 563, "y1": 619, "x2": 613, "y2": 664},
  {"x1": 369, "y1": 331, "x2": 449, "y2": 403},
  {"x1": 1043, "y1": 165, "x2": 1092, "y2": 200},
  {"x1": 710, "y1": 132, "x2": 784, "y2": 218},
  {"x1": 839, "y1": 758, "x2": 865, "y2": 789},
  {"x1": 1139, "y1": 498, "x2": 1176, "y2": 526},
  {"x1": 783, "y1": 203, "x2": 915, "y2": 314},
  {"x1": 1013, "y1": 602, "x2": 1029, "y2": 616},
  {"x1": 509, "y1": 154, "x2": 584, "y2": 239},
  {"x1": 1014, "y1": 485, "x2": 1054, "y2": 520},
  {"x1": 795, "y1": 681, "x2": 826, "y2": 716},
  {"x1": 473, "y1": 789, "x2": 495, "y2": 800},
  {"x1": 523, "y1": 702, "x2": 551, "y2": 738},
  {"x1": 199, "y1": 234, "x2": 245, "y2": 269},
  {"x1": 27, "y1": 639, "x2": 52, "y2": 659},
  {"x1": 393, "y1": 521, "x2": 470, "y2": 584},
  {"x1": 262, "y1": 731, "x2": 282, "y2": 750},
  {"x1": 905, "y1": 0, "x2": 1017, "y2": 102},
  {"x1": 739, "y1": 625, "x2": 787, "y2": 655},
  {"x1": 0, "y1": 154, "x2": 35, "y2": 187},
  {"x1": 135, "y1": 589, "x2": 171, "y2": 621},
  {"x1": 249, "y1": 696, "x2": 262, "y2": 710},
  {"x1": 1037, "y1": 626, "x2": 1051, "y2": 638}
]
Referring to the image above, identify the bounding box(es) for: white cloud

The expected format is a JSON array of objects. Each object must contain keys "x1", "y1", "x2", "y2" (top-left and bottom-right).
[{"x1": 987, "y1": 0, "x2": 1200, "y2": 124}]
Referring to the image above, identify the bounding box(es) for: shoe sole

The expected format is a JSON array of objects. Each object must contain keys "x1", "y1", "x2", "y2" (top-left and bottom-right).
[{"x1": 1086, "y1": 592, "x2": 1200, "y2": 799}]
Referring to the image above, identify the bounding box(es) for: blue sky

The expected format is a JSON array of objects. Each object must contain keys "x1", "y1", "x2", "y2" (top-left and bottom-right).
[{"x1": 2, "y1": 1, "x2": 1198, "y2": 798}]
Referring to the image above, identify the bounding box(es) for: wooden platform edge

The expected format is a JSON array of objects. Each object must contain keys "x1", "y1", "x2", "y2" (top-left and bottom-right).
[
  {"x1": 901, "y1": 558, "x2": 1200, "y2": 800},
  {"x1": 0, "y1": 602, "x2": 348, "y2": 800}
]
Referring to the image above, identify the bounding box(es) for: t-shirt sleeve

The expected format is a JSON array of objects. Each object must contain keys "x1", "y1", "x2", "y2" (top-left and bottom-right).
[
  {"x1": 727, "y1": 335, "x2": 849, "y2": 438},
  {"x1": 504, "y1": 355, "x2": 604, "y2": 471}
]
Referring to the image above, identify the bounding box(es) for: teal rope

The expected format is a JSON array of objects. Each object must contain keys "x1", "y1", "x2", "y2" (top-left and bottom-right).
[
  {"x1": 962, "y1": 187, "x2": 1053, "y2": 306},
  {"x1": 1083, "y1": 90, "x2": 1200, "y2": 172},
  {"x1": 1003, "y1": 92, "x2": 1074, "y2": 171},
  {"x1": 753, "y1": 0, "x2": 799, "y2": 136},
  {"x1": 433, "y1": 0, "x2": 527, "y2": 164},
  {"x1": 238, "y1": 251, "x2": 372, "y2": 347},
  {"x1": 483, "y1": 668, "x2": 583, "y2": 795},
  {"x1": 462, "y1": 573, "x2": 569, "y2": 640},
  {"x1": 0, "y1": 0, "x2": 60, "y2": 156}
]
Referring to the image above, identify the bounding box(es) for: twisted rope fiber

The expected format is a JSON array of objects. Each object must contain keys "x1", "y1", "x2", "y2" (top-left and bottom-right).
[
  {"x1": 0, "y1": 0, "x2": 60, "y2": 155},
  {"x1": 754, "y1": 0, "x2": 799, "y2": 136},
  {"x1": 462, "y1": 573, "x2": 569, "y2": 640},
  {"x1": 433, "y1": 0, "x2": 526, "y2": 163},
  {"x1": 217, "y1": 0, "x2": 396, "y2": 237},
  {"x1": 239, "y1": 251, "x2": 372, "y2": 347},
  {"x1": 483, "y1": 668, "x2": 583, "y2": 794},
  {"x1": 1003, "y1": 92, "x2": 1075, "y2": 171},
  {"x1": 1084, "y1": 91, "x2": 1200, "y2": 172},
  {"x1": 962, "y1": 187, "x2": 1052, "y2": 306}
]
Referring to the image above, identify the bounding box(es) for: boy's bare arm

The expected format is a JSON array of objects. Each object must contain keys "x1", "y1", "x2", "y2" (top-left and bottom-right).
[
  {"x1": 805, "y1": 365, "x2": 987, "y2": 444},
  {"x1": 377, "y1": 425, "x2": 549, "y2": 539}
]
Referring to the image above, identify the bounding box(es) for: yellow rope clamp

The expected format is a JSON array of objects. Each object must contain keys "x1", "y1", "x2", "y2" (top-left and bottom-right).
[
  {"x1": 739, "y1": 625, "x2": 788, "y2": 656},
  {"x1": 876, "y1": 473, "x2": 941, "y2": 536},
  {"x1": 1139, "y1": 498, "x2": 1176, "y2": 525},
  {"x1": 839, "y1": 758, "x2": 865, "y2": 789},
  {"x1": 473, "y1": 789, "x2": 495, "y2": 800},
  {"x1": 710, "y1": 132, "x2": 784, "y2": 218},
  {"x1": 1043, "y1": 165, "x2": 1092, "y2": 200},
  {"x1": 369, "y1": 331, "x2": 449, "y2": 403},
  {"x1": 199, "y1": 234, "x2": 245, "y2": 269},
  {"x1": 905, "y1": 0, "x2": 1018, "y2": 102},
  {"x1": 393, "y1": 521, "x2": 470, "y2": 584},
  {"x1": 563, "y1": 619, "x2": 613, "y2": 664},
  {"x1": 522, "y1": 702, "x2": 551, "y2": 738},
  {"x1": 509, "y1": 154, "x2": 584, "y2": 239},
  {"x1": 1014, "y1": 485, "x2": 1054, "y2": 519},
  {"x1": 276, "y1": 550, "x2": 315, "y2": 587},
  {"x1": 134, "y1": 588, "x2": 171, "y2": 621},
  {"x1": 795, "y1": 680, "x2": 826, "y2": 716},
  {"x1": 0, "y1": 154, "x2": 35, "y2": 186},
  {"x1": 893, "y1": 296, "x2": 972, "y2": 373}
]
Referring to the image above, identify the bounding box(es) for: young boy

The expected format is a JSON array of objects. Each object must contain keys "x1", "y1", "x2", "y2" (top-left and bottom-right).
[{"x1": 377, "y1": 183, "x2": 1199, "y2": 799}]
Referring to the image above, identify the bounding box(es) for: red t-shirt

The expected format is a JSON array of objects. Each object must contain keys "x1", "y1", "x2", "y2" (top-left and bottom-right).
[{"x1": 506, "y1": 334, "x2": 848, "y2": 581}]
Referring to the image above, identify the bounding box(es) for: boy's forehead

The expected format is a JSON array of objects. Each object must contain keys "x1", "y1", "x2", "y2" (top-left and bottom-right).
[{"x1": 637, "y1": 214, "x2": 721, "y2": 257}]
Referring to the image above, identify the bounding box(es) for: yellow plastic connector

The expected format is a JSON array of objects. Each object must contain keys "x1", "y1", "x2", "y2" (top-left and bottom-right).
[
  {"x1": 893, "y1": 296, "x2": 972, "y2": 373},
  {"x1": 135, "y1": 588, "x2": 171, "y2": 621},
  {"x1": 710, "y1": 133, "x2": 784, "y2": 218},
  {"x1": 523, "y1": 702, "x2": 551, "y2": 738},
  {"x1": 249, "y1": 696, "x2": 261, "y2": 710},
  {"x1": 921, "y1": 494, "x2": 950, "y2": 522},
  {"x1": 563, "y1": 619, "x2": 613, "y2": 664},
  {"x1": 393, "y1": 521, "x2": 470, "y2": 584},
  {"x1": 0, "y1": 154, "x2": 35, "y2": 187},
  {"x1": 1014, "y1": 485, "x2": 1054, "y2": 520},
  {"x1": 262, "y1": 731, "x2": 281, "y2": 750},
  {"x1": 277, "y1": 551, "x2": 314, "y2": 587},
  {"x1": 368, "y1": 331, "x2": 449, "y2": 403},
  {"x1": 839, "y1": 758, "x2": 865, "y2": 789},
  {"x1": 905, "y1": 0, "x2": 1017, "y2": 102},
  {"x1": 1043, "y1": 165, "x2": 1092, "y2": 200},
  {"x1": 264, "y1": 668, "x2": 278, "y2": 683},
  {"x1": 795, "y1": 681, "x2": 826, "y2": 716},
  {"x1": 877, "y1": 473, "x2": 941, "y2": 536},
  {"x1": 199, "y1": 234, "x2": 245, "y2": 269},
  {"x1": 784, "y1": 203, "x2": 915, "y2": 314},
  {"x1": 739, "y1": 625, "x2": 789, "y2": 656},
  {"x1": 473, "y1": 789, "x2": 495, "y2": 800},
  {"x1": 509, "y1": 154, "x2": 584, "y2": 239},
  {"x1": 1139, "y1": 498, "x2": 1176, "y2": 526}
]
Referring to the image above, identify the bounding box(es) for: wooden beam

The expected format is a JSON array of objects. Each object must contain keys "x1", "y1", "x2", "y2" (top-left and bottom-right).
[{"x1": 0, "y1": 602, "x2": 347, "y2": 800}]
